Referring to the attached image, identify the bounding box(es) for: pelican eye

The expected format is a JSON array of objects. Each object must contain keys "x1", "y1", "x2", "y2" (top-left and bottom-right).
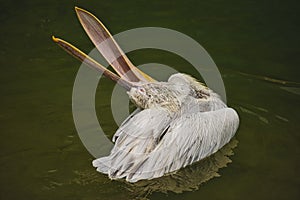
[{"x1": 138, "y1": 87, "x2": 146, "y2": 93}]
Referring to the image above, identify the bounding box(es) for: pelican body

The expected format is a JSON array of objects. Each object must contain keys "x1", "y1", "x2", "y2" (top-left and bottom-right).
[{"x1": 53, "y1": 7, "x2": 239, "y2": 183}]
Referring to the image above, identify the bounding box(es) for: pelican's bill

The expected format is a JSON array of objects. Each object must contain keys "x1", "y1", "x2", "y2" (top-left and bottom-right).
[
  {"x1": 52, "y1": 36, "x2": 133, "y2": 90},
  {"x1": 75, "y1": 7, "x2": 155, "y2": 83}
]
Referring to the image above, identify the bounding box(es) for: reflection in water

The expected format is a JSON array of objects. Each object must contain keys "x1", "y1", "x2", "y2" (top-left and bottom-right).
[
  {"x1": 238, "y1": 103, "x2": 290, "y2": 124},
  {"x1": 239, "y1": 107, "x2": 269, "y2": 124},
  {"x1": 280, "y1": 87, "x2": 300, "y2": 96},
  {"x1": 68, "y1": 139, "x2": 238, "y2": 199},
  {"x1": 236, "y1": 71, "x2": 300, "y2": 87}
]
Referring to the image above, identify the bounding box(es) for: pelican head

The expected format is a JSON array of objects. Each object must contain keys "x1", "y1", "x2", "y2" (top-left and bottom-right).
[
  {"x1": 127, "y1": 83, "x2": 181, "y2": 111},
  {"x1": 52, "y1": 7, "x2": 209, "y2": 113}
]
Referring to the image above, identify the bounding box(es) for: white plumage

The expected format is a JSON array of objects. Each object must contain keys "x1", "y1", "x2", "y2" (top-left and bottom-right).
[
  {"x1": 53, "y1": 7, "x2": 239, "y2": 183},
  {"x1": 93, "y1": 74, "x2": 239, "y2": 182}
]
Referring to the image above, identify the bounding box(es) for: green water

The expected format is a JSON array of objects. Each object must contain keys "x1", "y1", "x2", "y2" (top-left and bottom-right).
[{"x1": 1, "y1": 0, "x2": 299, "y2": 199}]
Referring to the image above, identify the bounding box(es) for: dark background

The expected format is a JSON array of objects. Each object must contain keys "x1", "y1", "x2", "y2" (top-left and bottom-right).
[{"x1": 0, "y1": 0, "x2": 299, "y2": 199}]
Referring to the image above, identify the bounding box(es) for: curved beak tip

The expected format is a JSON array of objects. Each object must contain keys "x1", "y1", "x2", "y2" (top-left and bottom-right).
[
  {"x1": 74, "y1": 6, "x2": 86, "y2": 14},
  {"x1": 52, "y1": 35, "x2": 59, "y2": 42},
  {"x1": 74, "y1": 6, "x2": 80, "y2": 11}
]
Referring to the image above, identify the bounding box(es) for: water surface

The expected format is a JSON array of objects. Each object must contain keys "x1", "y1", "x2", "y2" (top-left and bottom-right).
[{"x1": 0, "y1": 0, "x2": 299, "y2": 199}]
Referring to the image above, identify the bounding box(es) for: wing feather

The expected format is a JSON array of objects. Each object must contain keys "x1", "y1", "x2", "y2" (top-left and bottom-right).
[
  {"x1": 92, "y1": 108, "x2": 173, "y2": 179},
  {"x1": 94, "y1": 107, "x2": 239, "y2": 182},
  {"x1": 127, "y1": 107, "x2": 239, "y2": 182}
]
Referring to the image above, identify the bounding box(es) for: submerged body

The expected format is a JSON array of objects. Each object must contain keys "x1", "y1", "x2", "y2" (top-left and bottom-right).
[{"x1": 93, "y1": 74, "x2": 239, "y2": 182}]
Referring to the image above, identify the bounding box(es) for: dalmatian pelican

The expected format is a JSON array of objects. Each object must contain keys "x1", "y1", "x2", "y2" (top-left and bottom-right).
[{"x1": 52, "y1": 7, "x2": 239, "y2": 183}]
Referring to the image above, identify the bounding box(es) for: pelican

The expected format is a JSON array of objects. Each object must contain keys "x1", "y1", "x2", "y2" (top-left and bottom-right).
[{"x1": 52, "y1": 7, "x2": 239, "y2": 183}]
